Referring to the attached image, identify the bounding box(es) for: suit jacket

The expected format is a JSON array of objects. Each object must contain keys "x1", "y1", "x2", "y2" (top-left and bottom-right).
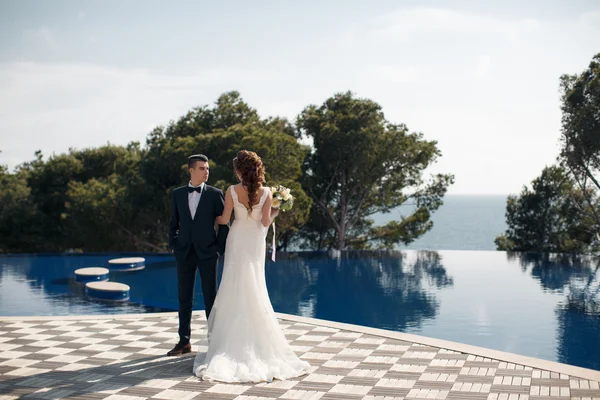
[{"x1": 168, "y1": 184, "x2": 229, "y2": 259}]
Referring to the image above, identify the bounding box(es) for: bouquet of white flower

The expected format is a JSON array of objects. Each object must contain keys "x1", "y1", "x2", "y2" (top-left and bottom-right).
[
  {"x1": 268, "y1": 185, "x2": 293, "y2": 262},
  {"x1": 270, "y1": 185, "x2": 294, "y2": 212}
]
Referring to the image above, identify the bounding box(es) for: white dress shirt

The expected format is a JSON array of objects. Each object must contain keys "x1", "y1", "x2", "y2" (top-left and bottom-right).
[{"x1": 188, "y1": 181, "x2": 205, "y2": 220}]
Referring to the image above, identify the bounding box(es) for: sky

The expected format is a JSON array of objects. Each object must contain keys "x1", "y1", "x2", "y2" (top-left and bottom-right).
[{"x1": 0, "y1": 0, "x2": 598, "y2": 195}]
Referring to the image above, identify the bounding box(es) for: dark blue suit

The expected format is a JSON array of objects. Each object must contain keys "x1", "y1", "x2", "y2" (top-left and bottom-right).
[{"x1": 168, "y1": 184, "x2": 229, "y2": 344}]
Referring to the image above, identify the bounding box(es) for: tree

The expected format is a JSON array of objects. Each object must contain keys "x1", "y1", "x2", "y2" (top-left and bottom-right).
[
  {"x1": 0, "y1": 92, "x2": 311, "y2": 253},
  {"x1": 0, "y1": 161, "x2": 46, "y2": 253},
  {"x1": 22, "y1": 150, "x2": 83, "y2": 250},
  {"x1": 6, "y1": 145, "x2": 165, "y2": 252},
  {"x1": 142, "y1": 91, "x2": 311, "y2": 250},
  {"x1": 495, "y1": 165, "x2": 600, "y2": 253},
  {"x1": 63, "y1": 144, "x2": 165, "y2": 252},
  {"x1": 559, "y1": 53, "x2": 600, "y2": 239},
  {"x1": 297, "y1": 91, "x2": 454, "y2": 250}
]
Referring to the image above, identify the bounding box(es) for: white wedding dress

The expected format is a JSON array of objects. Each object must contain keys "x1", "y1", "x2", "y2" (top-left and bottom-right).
[{"x1": 193, "y1": 185, "x2": 310, "y2": 383}]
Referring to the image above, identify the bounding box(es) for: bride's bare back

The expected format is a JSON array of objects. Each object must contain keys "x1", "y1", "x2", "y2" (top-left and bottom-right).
[
  {"x1": 233, "y1": 184, "x2": 265, "y2": 210},
  {"x1": 216, "y1": 184, "x2": 276, "y2": 228}
]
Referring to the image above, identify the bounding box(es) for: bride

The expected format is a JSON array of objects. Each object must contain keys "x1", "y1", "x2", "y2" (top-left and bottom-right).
[{"x1": 193, "y1": 150, "x2": 311, "y2": 383}]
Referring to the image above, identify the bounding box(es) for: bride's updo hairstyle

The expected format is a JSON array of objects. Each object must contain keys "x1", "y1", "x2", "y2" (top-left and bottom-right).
[{"x1": 233, "y1": 150, "x2": 266, "y2": 211}]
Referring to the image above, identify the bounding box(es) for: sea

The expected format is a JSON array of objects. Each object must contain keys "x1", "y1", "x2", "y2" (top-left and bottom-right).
[{"x1": 373, "y1": 195, "x2": 508, "y2": 251}]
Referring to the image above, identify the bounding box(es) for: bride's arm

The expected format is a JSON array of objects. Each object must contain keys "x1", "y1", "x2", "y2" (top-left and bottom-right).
[
  {"x1": 261, "y1": 189, "x2": 279, "y2": 227},
  {"x1": 216, "y1": 187, "x2": 234, "y2": 225}
]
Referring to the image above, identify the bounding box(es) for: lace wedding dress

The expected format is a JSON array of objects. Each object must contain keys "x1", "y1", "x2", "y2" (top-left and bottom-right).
[{"x1": 193, "y1": 185, "x2": 310, "y2": 383}]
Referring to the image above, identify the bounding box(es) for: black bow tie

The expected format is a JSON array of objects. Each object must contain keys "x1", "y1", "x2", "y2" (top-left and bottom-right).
[{"x1": 188, "y1": 186, "x2": 202, "y2": 193}]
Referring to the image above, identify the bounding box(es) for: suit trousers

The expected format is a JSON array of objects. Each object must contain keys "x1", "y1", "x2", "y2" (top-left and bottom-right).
[{"x1": 176, "y1": 246, "x2": 218, "y2": 345}]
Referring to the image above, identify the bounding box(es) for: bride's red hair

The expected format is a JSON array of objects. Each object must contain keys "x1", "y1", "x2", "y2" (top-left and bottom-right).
[{"x1": 233, "y1": 150, "x2": 265, "y2": 210}]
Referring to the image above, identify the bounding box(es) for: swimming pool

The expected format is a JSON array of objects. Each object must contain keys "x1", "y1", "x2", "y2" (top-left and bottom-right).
[{"x1": 0, "y1": 250, "x2": 598, "y2": 370}]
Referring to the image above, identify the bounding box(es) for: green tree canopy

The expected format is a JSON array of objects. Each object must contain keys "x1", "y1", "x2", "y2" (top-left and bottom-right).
[
  {"x1": 0, "y1": 91, "x2": 454, "y2": 254},
  {"x1": 559, "y1": 53, "x2": 600, "y2": 237},
  {"x1": 0, "y1": 158, "x2": 45, "y2": 253},
  {"x1": 0, "y1": 92, "x2": 311, "y2": 253},
  {"x1": 141, "y1": 91, "x2": 311, "y2": 250},
  {"x1": 297, "y1": 91, "x2": 454, "y2": 250},
  {"x1": 495, "y1": 165, "x2": 600, "y2": 253}
]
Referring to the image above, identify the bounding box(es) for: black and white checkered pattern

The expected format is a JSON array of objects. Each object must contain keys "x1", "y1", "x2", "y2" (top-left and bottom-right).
[{"x1": 0, "y1": 314, "x2": 599, "y2": 400}]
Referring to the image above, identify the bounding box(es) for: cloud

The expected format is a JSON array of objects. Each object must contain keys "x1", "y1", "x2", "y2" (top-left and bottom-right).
[
  {"x1": 475, "y1": 55, "x2": 492, "y2": 79},
  {"x1": 372, "y1": 7, "x2": 542, "y2": 42},
  {"x1": 22, "y1": 26, "x2": 58, "y2": 48},
  {"x1": 0, "y1": 62, "x2": 285, "y2": 170},
  {"x1": 370, "y1": 66, "x2": 420, "y2": 83},
  {"x1": 578, "y1": 10, "x2": 600, "y2": 27}
]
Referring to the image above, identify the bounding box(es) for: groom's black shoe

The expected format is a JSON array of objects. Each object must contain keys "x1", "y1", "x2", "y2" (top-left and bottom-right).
[{"x1": 167, "y1": 342, "x2": 191, "y2": 356}]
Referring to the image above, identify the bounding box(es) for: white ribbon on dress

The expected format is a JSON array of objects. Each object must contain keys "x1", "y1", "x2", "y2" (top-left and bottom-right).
[{"x1": 271, "y1": 222, "x2": 276, "y2": 262}]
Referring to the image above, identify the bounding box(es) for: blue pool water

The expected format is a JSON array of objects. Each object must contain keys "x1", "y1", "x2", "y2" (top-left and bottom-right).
[{"x1": 0, "y1": 250, "x2": 599, "y2": 370}]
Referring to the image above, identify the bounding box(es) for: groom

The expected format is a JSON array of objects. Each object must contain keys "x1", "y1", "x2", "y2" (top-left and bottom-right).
[{"x1": 167, "y1": 154, "x2": 229, "y2": 356}]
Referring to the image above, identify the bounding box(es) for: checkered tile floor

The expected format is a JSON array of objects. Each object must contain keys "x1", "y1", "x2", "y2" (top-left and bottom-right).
[{"x1": 0, "y1": 314, "x2": 599, "y2": 400}]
